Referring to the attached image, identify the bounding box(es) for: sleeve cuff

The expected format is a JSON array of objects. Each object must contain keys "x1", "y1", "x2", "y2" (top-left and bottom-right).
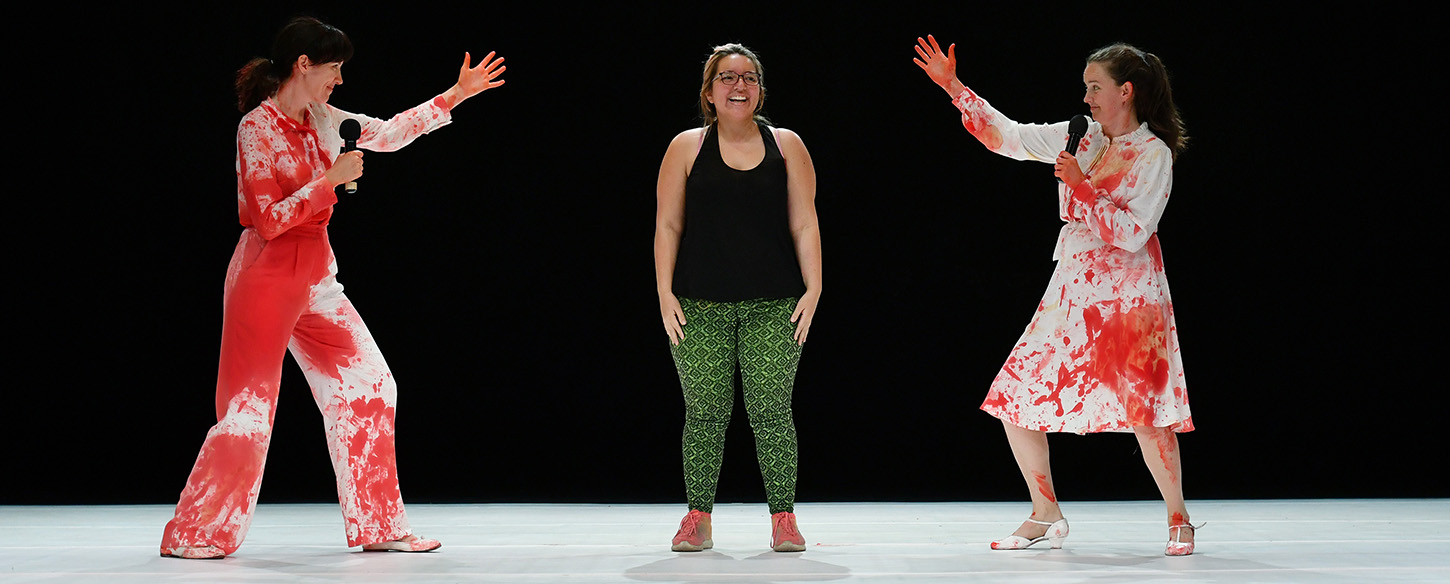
[
  {"x1": 952, "y1": 87, "x2": 980, "y2": 112},
  {"x1": 1070, "y1": 178, "x2": 1098, "y2": 206}
]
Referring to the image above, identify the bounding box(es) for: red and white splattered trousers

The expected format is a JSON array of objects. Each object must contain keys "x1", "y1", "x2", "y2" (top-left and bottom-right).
[{"x1": 161, "y1": 225, "x2": 413, "y2": 554}]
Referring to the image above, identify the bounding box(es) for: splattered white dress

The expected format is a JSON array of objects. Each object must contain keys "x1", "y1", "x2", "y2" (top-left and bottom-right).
[{"x1": 953, "y1": 87, "x2": 1193, "y2": 434}]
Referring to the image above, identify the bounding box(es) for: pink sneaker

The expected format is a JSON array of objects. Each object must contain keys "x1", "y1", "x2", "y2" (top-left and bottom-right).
[
  {"x1": 362, "y1": 535, "x2": 442, "y2": 552},
  {"x1": 770, "y1": 511, "x2": 805, "y2": 552},
  {"x1": 671, "y1": 509, "x2": 713, "y2": 552}
]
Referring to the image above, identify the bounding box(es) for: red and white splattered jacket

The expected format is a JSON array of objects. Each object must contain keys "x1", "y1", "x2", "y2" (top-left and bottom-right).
[
  {"x1": 235, "y1": 96, "x2": 453, "y2": 240},
  {"x1": 952, "y1": 87, "x2": 1174, "y2": 266}
]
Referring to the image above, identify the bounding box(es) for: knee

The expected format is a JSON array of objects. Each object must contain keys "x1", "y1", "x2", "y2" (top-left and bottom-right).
[
  {"x1": 685, "y1": 406, "x2": 732, "y2": 426},
  {"x1": 746, "y1": 404, "x2": 794, "y2": 429}
]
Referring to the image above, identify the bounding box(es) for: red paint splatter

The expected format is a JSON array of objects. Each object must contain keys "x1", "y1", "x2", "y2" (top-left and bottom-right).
[
  {"x1": 1033, "y1": 471, "x2": 1057, "y2": 503},
  {"x1": 958, "y1": 94, "x2": 1005, "y2": 151},
  {"x1": 295, "y1": 313, "x2": 360, "y2": 382},
  {"x1": 1155, "y1": 432, "x2": 1179, "y2": 484},
  {"x1": 1146, "y1": 236, "x2": 1165, "y2": 270},
  {"x1": 161, "y1": 431, "x2": 269, "y2": 554},
  {"x1": 1065, "y1": 301, "x2": 1173, "y2": 426}
]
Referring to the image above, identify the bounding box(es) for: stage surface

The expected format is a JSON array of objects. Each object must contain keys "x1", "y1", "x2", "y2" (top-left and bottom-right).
[{"x1": 2, "y1": 500, "x2": 1445, "y2": 583}]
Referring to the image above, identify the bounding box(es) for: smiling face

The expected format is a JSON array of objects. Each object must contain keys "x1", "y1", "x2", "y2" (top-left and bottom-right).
[
  {"x1": 297, "y1": 57, "x2": 344, "y2": 104},
  {"x1": 1082, "y1": 61, "x2": 1131, "y2": 127},
  {"x1": 705, "y1": 54, "x2": 760, "y2": 123}
]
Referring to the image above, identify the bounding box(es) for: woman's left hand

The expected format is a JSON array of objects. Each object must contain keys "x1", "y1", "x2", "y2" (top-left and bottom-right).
[
  {"x1": 442, "y1": 51, "x2": 506, "y2": 108},
  {"x1": 1054, "y1": 152, "x2": 1086, "y2": 188},
  {"x1": 791, "y1": 291, "x2": 820, "y2": 346}
]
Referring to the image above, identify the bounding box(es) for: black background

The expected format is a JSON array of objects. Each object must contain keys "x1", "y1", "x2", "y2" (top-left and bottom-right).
[{"x1": 8, "y1": 3, "x2": 1438, "y2": 507}]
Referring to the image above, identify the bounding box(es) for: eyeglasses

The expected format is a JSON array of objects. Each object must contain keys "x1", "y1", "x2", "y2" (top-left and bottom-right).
[{"x1": 714, "y1": 71, "x2": 761, "y2": 86}]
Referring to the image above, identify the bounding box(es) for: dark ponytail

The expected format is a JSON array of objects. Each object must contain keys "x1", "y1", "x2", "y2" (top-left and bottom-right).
[
  {"x1": 235, "y1": 16, "x2": 354, "y2": 113},
  {"x1": 1087, "y1": 43, "x2": 1187, "y2": 159}
]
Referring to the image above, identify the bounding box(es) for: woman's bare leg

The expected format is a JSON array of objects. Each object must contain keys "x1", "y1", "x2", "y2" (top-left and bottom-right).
[
  {"x1": 1133, "y1": 426, "x2": 1192, "y2": 544},
  {"x1": 1002, "y1": 420, "x2": 1064, "y2": 538}
]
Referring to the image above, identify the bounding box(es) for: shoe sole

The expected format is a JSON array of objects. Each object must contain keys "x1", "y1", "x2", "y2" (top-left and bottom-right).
[
  {"x1": 771, "y1": 541, "x2": 806, "y2": 552},
  {"x1": 160, "y1": 547, "x2": 226, "y2": 560},
  {"x1": 363, "y1": 541, "x2": 442, "y2": 552},
  {"x1": 671, "y1": 539, "x2": 714, "y2": 552}
]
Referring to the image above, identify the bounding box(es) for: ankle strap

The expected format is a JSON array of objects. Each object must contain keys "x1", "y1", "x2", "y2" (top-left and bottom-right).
[{"x1": 1026, "y1": 518, "x2": 1062, "y2": 526}]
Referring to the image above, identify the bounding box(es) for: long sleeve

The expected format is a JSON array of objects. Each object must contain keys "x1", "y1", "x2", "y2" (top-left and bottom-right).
[
  {"x1": 1066, "y1": 143, "x2": 1173, "y2": 253},
  {"x1": 318, "y1": 96, "x2": 453, "y2": 155},
  {"x1": 953, "y1": 87, "x2": 1072, "y2": 163},
  {"x1": 236, "y1": 116, "x2": 338, "y2": 240}
]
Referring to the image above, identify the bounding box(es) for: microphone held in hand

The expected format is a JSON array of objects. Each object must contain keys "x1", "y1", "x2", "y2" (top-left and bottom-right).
[
  {"x1": 1064, "y1": 115, "x2": 1089, "y2": 155},
  {"x1": 1057, "y1": 115, "x2": 1090, "y2": 185},
  {"x1": 339, "y1": 119, "x2": 361, "y2": 194}
]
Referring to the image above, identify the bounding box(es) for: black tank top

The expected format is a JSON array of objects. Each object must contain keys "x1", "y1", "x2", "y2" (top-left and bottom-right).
[{"x1": 672, "y1": 123, "x2": 806, "y2": 302}]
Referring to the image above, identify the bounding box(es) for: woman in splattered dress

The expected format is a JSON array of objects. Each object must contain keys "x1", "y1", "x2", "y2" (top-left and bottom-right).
[
  {"x1": 160, "y1": 17, "x2": 505, "y2": 559},
  {"x1": 914, "y1": 36, "x2": 1200, "y2": 556}
]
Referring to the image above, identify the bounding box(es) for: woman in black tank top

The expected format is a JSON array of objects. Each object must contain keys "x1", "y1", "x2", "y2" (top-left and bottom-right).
[{"x1": 653, "y1": 44, "x2": 822, "y2": 553}]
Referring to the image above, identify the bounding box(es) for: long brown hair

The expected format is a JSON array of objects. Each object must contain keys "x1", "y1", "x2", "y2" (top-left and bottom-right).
[
  {"x1": 234, "y1": 17, "x2": 354, "y2": 113},
  {"x1": 698, "y1": 43, "x2": 770, "y2": 127},
  {"x1": 1087, "y1": 43, "x2": 1187, "y2": 158}
]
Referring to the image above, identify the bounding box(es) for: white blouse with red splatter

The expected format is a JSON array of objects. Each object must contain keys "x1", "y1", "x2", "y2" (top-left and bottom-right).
[
  {"x1": 953, "y1": 87, "x2": 1174, "y2": 263},
  {"x1": 235, "y1": 96, "x2": 453, "y2": 240}
]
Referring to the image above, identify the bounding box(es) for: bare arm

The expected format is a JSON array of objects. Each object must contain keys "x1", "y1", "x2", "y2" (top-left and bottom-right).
[
  {"x1": 654, "y1": 129, "x2": 702, "y2": 345},
  {"x1": 779, "y1": 128, "x2": 822, "y2": 345}
]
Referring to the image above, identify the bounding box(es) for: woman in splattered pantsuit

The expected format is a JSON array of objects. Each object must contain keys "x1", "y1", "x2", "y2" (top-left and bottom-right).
[{"x1": 160, "y1": 17, "x2": 505, "y2": 559}]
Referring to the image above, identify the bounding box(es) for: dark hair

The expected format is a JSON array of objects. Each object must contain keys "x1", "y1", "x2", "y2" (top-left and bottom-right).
[
  {"x1": 1087, "y1": 43, "x2": 1187, "y2": 158},
  {"x1": 235, "y1": 17, "x2": 354, "y2": 113},
  {"x1": 699, "y1": 43, "x2": 770, "y2": 127}
]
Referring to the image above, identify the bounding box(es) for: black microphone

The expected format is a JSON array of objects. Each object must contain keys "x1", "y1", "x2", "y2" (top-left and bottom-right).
[
  {"x1": 339, "y1": 119, "x2": 361, "y2": 194},
  {"x1": 1058, "y1": 114, "x2": 1089, "y2": 185},
  {"x1": 1064, "y1": 114, "x2": 1089, "y2": 155}
]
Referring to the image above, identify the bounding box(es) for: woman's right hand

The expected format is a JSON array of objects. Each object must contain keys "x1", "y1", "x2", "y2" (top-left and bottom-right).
[
  {"x1": 326, "y1": 150, "x2": 364, "y2": 188},
  {"x1": 660, "y1": 293, "x2": 686, "y2": 346},
  {"x1": 913, "y1": 35, "x2": 965, "y2": 96}
]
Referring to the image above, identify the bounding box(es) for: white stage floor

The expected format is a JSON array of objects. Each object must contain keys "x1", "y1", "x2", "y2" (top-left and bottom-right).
[{"x1": 1, "y1": 500, "x2": 1445, "y2": 583}]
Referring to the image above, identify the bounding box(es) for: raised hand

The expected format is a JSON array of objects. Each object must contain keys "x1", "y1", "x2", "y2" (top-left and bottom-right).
[
  {"x1": 442, "y1": 50, "x2": 506, "y2": 108},
  {"x1": 913, "y1": 35, "x2": 965, "y2": 96}
]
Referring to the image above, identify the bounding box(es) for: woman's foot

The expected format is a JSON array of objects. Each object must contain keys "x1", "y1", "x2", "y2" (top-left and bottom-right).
[
  {"x1": 671, "y1": 509, "x2": 713, "y2": 552},
  {"x1": 990, "y1": 516, "x2": 1069, "y2": 550},
  {"x1": 160, "y1": 545, "x2": 225, "y2": 559},
  {"x1": 1165, "y1": 522, "x2": 1202, "y2": 556},
  {"x1": 362, "y1": 534, "x2": 442, "y2": 552},
  {"x1": 770, "y1": 511, "x2": 805, "y2": 552}
]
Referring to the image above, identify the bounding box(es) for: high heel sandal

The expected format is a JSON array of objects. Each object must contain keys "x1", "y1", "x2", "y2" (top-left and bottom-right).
[
  {"x1": 1165, "y1": 522, "x2": 1203, "y2": 556},
  {"x1": 160, "y1": 545, "x2": 225, "y2": 559},
  {"x1": 990, "y1": 517, "x2": 1069, "y2": 550},
  {"x1": 362, "y1": 534, "x2": 442, "y2": 552}
]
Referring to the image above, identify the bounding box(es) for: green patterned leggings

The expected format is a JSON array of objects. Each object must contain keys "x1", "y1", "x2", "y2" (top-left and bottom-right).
[{"x1": 670, "y1": 296, "x2": 802, "y2": 515}]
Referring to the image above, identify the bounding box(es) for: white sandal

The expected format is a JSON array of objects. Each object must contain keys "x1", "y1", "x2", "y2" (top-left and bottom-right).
[
  {"x1": 362, "y1": 535, "x2": 442, "y2": 552},
  {"x1": 1165, "y1": 522, "x2": 1204, "y2": 556},
  {"x1": 990, "y1": 518, "x2": 1069, "y2": 550}
]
